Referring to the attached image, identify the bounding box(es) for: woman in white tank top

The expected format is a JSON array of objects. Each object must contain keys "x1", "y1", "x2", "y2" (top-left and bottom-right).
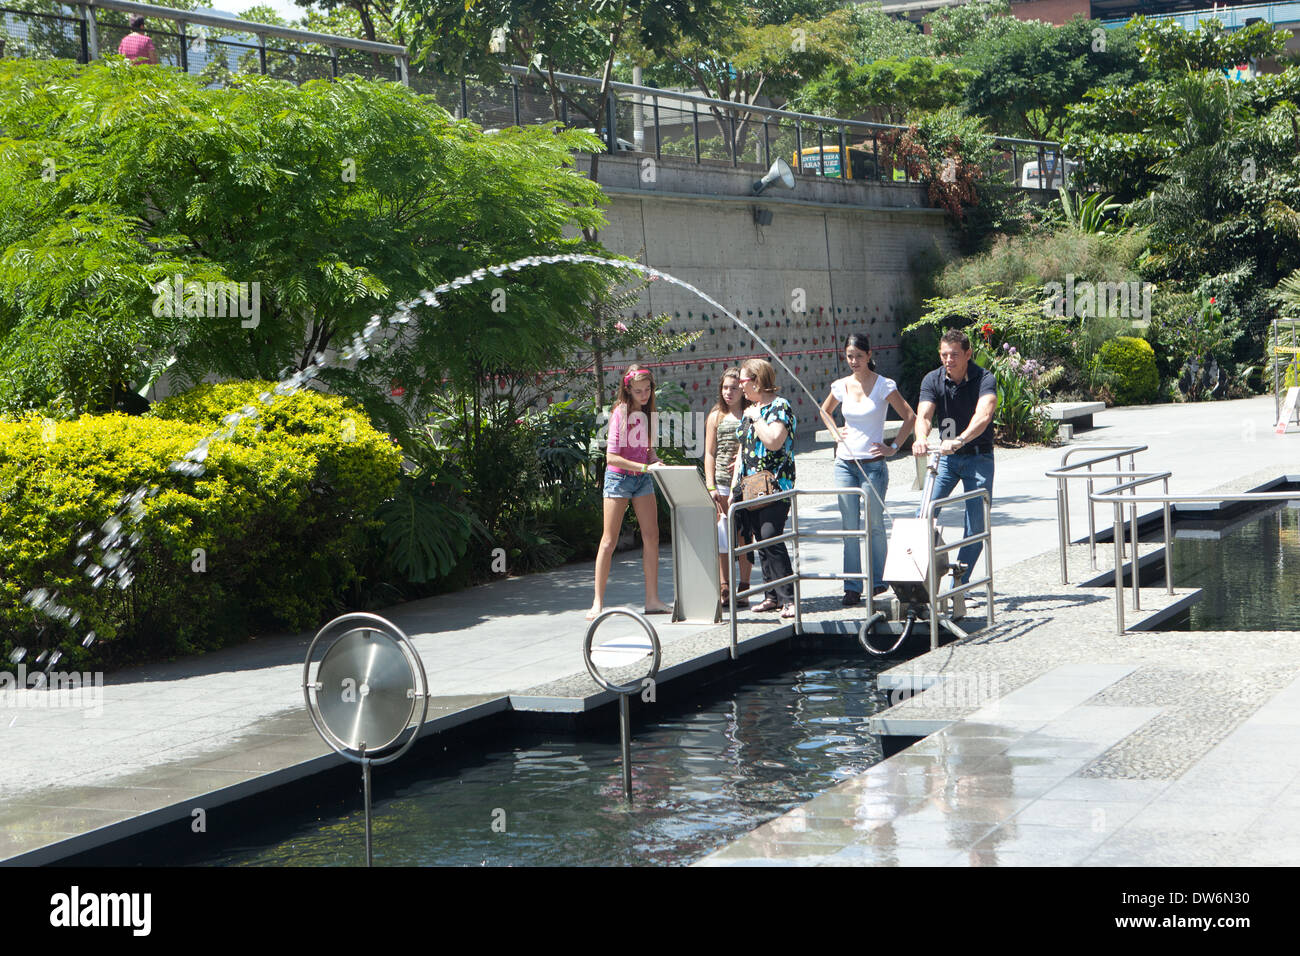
[{"x1": 817, "y1": 334, "x2": 917, "y2": 607}]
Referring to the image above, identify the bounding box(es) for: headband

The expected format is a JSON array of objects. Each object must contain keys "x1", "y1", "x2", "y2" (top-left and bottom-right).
[{"x1": 623, "y1": 370, "x2": 647, "y2": 385}]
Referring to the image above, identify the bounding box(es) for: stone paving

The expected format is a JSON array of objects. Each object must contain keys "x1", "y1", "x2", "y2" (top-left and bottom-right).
[
  {"x1": 696, "y1": 438, "x2": 1300, "y2": 866},
  {"x1": 2, "y1": 393, "x2": 1298, "y2": 864}
]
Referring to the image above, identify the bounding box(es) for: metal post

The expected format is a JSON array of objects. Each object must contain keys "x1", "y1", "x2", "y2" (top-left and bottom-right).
[
  {"x1": 728, "y1": 113, "x2": 737, "y2": 167},
  {"x1": 396, "y1": 54, "x2": 409, "y2": 86},
  {"x1": 361, "y1": 755, "x2": 373, "y2": 867},
  {"x1": 838, "y1": 125, "x2": 847, "y2": 181},
  {"x1": 178, "y1": 21, "x2": 188, "y2": 73},
  {"x1": 791, "y1": 493, "x2": 802, "y2": 632},
  {"x1": 1057, "y1": 478, "x2": 1069, "y2": 584},
  {"x1": 817, "y1": 126, "x2": 825, "y2": 174},
  {"x1": 927, "y1": 506, "x2": 939, "y2": 651},
  {"x1": 984, "y1": 494, "x2": 994, "y2": 628},
  {"x1": 652, "y1": 96, "x2": 661, "y2": 160},
  {"x1": 1163, "y1": 476, "x2": 1173, "y2": 595},
  {"x1": 619, "y1": 694, "x2": 632, "y2": 798},
  {"x1": 460, "y1": 77, "x2": 469, "y2": 121},
  {"x1": 872, "y1": 134, "x2": 879, "y2": 180},
  {"x1": 863, "y1": 489, "x2": 874, "y2": 622},
  {"x1": 1087, "y1": 463, "x2": 1098, "y2": 566},
  {"x1": 795, "y1": 121, "x2": 802, "y2": 171},
  {"x1": 79, "y1": 16, "x2": 89, "y2": 63},
  {"x1": 258, "y1": 34, "x2": 267, "y2": 75},
  {"x1": 693, "y1": 106, "x2": 700, "y2": 163},
  {"x1": 331, "y1": 47, "x2": 339, "y2": 79},
  {"x1": 82, "y1": 5, "x2": 100, "y2": 61},
  {"x1": 1130, "y1": 495, "x2": 1141, "y2": 611},
  {"x1": 606, "y1": 89, "x2": 617, "y2": 153},
  {"x1": 763, "y1": 118, "x2": 771, "y2": 170},
  {"x1": 728, "y1": 506, "x2": 739, "y2": 660},
  {"x1": 632, "y1": 65, "x2": 644, "y2": 151},
  {"x1": 512, "y1": 76, "x2": 521, "y2": 127},
  {"x1": 1114, "y1": 501, "x2": 1125, "y2": 635}
]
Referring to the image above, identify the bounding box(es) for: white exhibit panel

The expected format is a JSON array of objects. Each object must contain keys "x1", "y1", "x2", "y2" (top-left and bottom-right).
[{"x1": 651, "y1": 466, "x2": 722, "y2": 623}]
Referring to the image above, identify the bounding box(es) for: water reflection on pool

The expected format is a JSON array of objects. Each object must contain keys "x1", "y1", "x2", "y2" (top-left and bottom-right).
[{"x1": 196, "y1": 653, "x2": 892, "y2": 867}]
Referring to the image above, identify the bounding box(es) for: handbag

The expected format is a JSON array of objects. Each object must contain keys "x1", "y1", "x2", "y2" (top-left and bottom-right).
[{"x1": 739, "y1": 470, "x2": 779, "y2": 509}]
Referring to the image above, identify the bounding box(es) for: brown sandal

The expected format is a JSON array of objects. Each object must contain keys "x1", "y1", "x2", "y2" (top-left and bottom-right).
[{"x1": 754, "y1": 598, "x2": 780, "y2": 613}]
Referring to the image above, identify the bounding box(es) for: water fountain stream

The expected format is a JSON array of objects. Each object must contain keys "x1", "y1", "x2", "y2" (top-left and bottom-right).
[{"x1": 16, "y1": 253, "x2": 887, "y2": 663}]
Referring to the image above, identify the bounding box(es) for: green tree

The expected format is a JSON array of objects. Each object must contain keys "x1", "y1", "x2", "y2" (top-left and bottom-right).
[
  {"x1": 959, "y1": 15, "x2": 1144, "y2": 142},
  {"x1": 798, "y1": 56, "x2": 973, "y2": 125},
  {"x1": 398, "y1": 0, "x2": 725, "y2": 136},
  {"x1": 849, "y1": 1, "x2": 932, "y2": 64},
  {"x1": 1133, "y1": 15, "x2": 1287, "y2": 73},
  {"x1": 0, "y1": 57, "x2": 617, "y2": 418},
  {"x1": 636, "y1": 5, "x2": 855, "y2": 161},
  {"x1": 923, "y1": 0, "x2": 1011, "y2": 59}
]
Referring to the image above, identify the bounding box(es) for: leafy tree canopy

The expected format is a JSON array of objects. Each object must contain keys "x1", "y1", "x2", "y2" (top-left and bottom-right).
[
  {"x1": 960, "y1": 15, "x2": 1144, "y2": 142},
  {"x1": 0, "y1": 57, "x2": 617, "y2": 417},
  {"x1": 798, "y1": 56, "x2": 973, "y2": 125},
  {"x1": 1133, "y1": 15, "x2": 1288, "y2": 73}
]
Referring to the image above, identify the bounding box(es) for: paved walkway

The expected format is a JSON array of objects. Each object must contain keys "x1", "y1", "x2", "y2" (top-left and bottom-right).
[{"x1": 1, "y1": 394, "x2": 1295, "y2": 863}]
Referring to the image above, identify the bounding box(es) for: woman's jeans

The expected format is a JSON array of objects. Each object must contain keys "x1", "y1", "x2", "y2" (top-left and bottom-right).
[
  {"x1": 738, "y1": 499, "x2": 794, "y2": 604},
  {"x1": 834, "y1": 457, "x2": 889, "y2": 593}
]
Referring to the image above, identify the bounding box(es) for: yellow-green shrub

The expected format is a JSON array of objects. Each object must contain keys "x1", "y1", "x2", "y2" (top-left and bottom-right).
[
  {"x1": 0, "y1": 383, "x2": 400, "y2": 669},
  {"x1": 1092, "y1": 336, "x2": 1159, "y2": 406}
]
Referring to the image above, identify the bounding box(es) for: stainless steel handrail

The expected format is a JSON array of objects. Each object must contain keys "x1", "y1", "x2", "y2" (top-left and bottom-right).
[
  {"x1": 922, "y1": 487, "x2": 994, "y2": 650},
  {"x1": 726, "y1": 487, "x2": 869, "y2": 660},
  {"x1": 1045, "y1": 444, "x2": 1148, "y2": 583},
  {"x1": 1087, "y1": 484, "x2": 1300, "y2": 634},
  {"x1": 498, "y1": 62, "x2": 1066, "y2": 157}
]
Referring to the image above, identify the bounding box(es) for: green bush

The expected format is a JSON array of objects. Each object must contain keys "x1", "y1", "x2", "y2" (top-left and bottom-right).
[
  {"x1": 1, "y1": 383, "x2": 401, "y2": 669},
  {"x1": 1092, "y1": 336, "x2": 1159, "y2": 405}
]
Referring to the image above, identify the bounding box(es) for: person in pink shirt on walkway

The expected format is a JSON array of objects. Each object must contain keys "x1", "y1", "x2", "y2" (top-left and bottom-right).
[
  {"x1": 118, "y1": 15, "x2": 160, "y2": 65},
  {"x1": 588, "y1": 363, "x2": 671, "y2": 620}
]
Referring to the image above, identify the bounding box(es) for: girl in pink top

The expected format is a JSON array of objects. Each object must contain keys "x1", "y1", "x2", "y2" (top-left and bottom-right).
[
  {"x1": 118, "y1": 15, "x2": 160, "y2": 65},
  {"x1": 589, "y1": 364, "x2": 670, "y2": 620}
]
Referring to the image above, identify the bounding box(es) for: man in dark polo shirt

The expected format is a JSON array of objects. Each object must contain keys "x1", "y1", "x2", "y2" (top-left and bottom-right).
[{"x1": 913, "y1": 329, "x2": 998, "y2": 584}]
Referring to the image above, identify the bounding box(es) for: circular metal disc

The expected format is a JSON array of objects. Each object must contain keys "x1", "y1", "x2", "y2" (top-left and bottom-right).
[{"x1": 315, "y1": 628, "x2": 416, "y2": 752}]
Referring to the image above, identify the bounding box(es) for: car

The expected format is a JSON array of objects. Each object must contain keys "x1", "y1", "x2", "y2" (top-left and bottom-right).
[{"x1": 1021, "y1": 156, "x2": 1079, "y2": 190}]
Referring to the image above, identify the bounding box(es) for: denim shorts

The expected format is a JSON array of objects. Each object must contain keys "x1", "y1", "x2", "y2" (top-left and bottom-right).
[{"x1": 603, "y1": 468, "x2": 654, "y2": 499}]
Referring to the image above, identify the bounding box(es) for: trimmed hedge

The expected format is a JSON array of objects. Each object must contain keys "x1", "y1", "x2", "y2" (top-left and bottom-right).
[
  {"x1": 1, "y1": 383, "x2": 401, "y2": 669},
  {"x1": 1093, "y1": 336, "x2": 1159, "y2": 406}
]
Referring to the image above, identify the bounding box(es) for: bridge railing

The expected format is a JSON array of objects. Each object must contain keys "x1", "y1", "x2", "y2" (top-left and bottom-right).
[
  {"x1": 0, "y1": 1, "x2": 1064, "y2": 188},
  {"x1": 0, "y1": 0, "x2": 408, "y2": 83}
]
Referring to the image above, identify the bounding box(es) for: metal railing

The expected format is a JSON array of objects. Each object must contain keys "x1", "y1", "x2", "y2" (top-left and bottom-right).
[
  {"x1": 725, "y1": 482, "x2": 994, "y2": 656},
  {"x1": 1, "y1": 0, "x2": 408, "y2": 83},
  {"x1": 1049, "y1": 447, "x2": 1300, "y2": 633},
  {"x1": 1045, "y1": 445, "x2": 1149, "y2": 583},
  {"x1": 725, "y1": 487, "x2": 869, "y2": 659},
  {"x1": 494, "y1": 64, "x2": 1067, "y2": 189},
  {"x1": 1099, "y1": 2, "x2": 1300, "y2": 30},
  {"x1": 0, "y1": 3, "x2": 1065, "y2": 187},
  {"x1": 1088, "y1": 482, "x2": 1300, "y2": 634},
  {"x1": 921, "y1": 487, "x2": 995, "y2": 649}
]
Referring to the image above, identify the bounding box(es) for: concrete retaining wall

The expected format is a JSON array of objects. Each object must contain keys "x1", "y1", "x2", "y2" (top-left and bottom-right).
[{"x1": 558, "y1": 151, "x2": 960, "y2": 432}]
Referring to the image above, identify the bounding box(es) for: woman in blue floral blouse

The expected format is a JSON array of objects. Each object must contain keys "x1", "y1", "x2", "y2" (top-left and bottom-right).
[{"x1": 730, "y1": 358, "x2": 797, "y2": 618}]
